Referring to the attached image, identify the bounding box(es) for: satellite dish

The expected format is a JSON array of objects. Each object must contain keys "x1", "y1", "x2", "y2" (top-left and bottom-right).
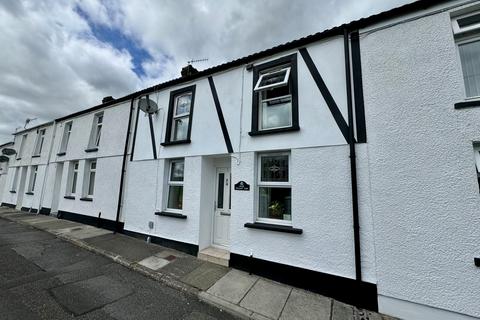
[
  {"x1": 2, "y1": 148, "x2": 16, "y2": 156},
  {"x1": 138, "y1": 97, "x2": 158, "y2": 114},
  {"x1": 0, "y1": 155, "x2": 9, "y2": 162}
]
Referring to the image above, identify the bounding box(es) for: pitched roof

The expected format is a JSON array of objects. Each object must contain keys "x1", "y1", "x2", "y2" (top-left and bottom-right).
[{"x1": 49, "y1": 0, "x2": 450, "y2": 123}]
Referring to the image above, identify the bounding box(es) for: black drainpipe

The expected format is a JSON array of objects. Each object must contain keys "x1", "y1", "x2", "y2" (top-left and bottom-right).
[
  {"x1": 115, "y1": 96, "x2": 136, "y2": 233},
  {"x1": 344, "y1": 28, "x2": 362, "y2": 282}
]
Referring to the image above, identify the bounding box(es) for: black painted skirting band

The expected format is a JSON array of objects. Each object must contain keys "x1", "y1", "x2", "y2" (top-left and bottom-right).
[
  {"x1": 229, "y1": 253, "x2": 378, "y2": 311},
  {"x1": 39, "y1": 207, "x2": 51, "y2": 215},
  {"x1": 57, "y1": 210, "x2": 123, "y2": 232},
  {"x1": 20, "y1": 207, "x2": 38, "y2": 213},
  {"x1": 123, "y1": 229, "x2": 199, "y2": 256},
  {"x1": 1, "y1": 202, "x2": 15, "y2": 208}
]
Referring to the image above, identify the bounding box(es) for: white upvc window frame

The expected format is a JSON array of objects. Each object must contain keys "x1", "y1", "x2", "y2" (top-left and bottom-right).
[
  {"x1": 59, "y1": 121, "x2": 73, "y2": 153},
  {"x1": 256, "y1": 151, "x2": 292, "y2": 226},
  {"x1": 165, "y1": 159, "x2": 185, "y2": 213},
  {"x1": 10, "y1": 167, "x2": 20, "y2": 191},
  {"x1": 33, "y1": 129, "x2": 46, "y2": 156},
  {"x1": 254, "y1": 67, "x2": 291, "y2": 91},
  {"x1": 452, "y1": 11, "x2": 480, "y2": 36},
  {"x1": 28, "y1": 165, "x2": 38, "y2": 193},
  {"x1": 68, "y1": 161, "x2": 79, "y2": 196},
  {"x1": 85, "y1": 160, "x2": 96, "y2": 197},
  {"x1": 456, "y1": 35, "x2": 480, "y2": 100},
  {"x1": 171, "y1": 92, "x2": 192, "y2": 141},
  {"x1": 89, "y1": 112, "x2": 103, "y2": 148},
  {"x1": 17, "y1": 134, "x2": 27, "y2": 159}
]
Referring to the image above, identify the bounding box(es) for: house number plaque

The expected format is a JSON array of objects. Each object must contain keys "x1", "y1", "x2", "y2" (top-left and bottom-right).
[{"x1": 234, "y1": 181, "x2": 250, "y2": 191}]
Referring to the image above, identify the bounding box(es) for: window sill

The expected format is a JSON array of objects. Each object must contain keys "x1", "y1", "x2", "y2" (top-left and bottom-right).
[
  {"x1": 248, "y1": 126, "x2": 300, "y2": 136},
  {"x1": 25, "y1": 192, "x2": 34, "y2": 195},
  {"x1": 79, "y1": 197, "x2": 93, "y2": 202},
  {"x1": 85, "y1": 147, "x2": 98, "y2": 153},
  {"x1": 244, "y1": 222, "x2": 303, "y2": 234},
  {"x1": 155, "y1": 211, "x2": 187, "y2": 219},
  {"x1": 454, "y1": 99, "x2": 480, "y2": 109},
  {"x1": 9, "y1": 190, "x2": 16, "y2": 193},
  {"x1": 64, "y1": 195, "x2": 75, "y2": 200},
  {"x1": 57, "y1": 152, "x2": 66, "y2": 156},
  {"x1": 31, "y1": 155, "x2": 41, "y2": 158},
  {"x1": 161, "y1": 139, "x2": 191, "y2": 146}
]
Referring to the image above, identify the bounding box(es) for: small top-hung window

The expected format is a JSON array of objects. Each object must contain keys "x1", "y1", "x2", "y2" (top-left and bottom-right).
[
  {"x1": 453, "y1": 11, "x2": 480, "y2": 35},
  {"x1": 254, "y1": 67, "x2": 291, "y2": 91}
]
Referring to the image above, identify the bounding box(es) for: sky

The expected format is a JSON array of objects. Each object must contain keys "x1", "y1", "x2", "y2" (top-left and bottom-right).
[{"x1": 0, "y1": 0, "x2": 413, "y2": 142}]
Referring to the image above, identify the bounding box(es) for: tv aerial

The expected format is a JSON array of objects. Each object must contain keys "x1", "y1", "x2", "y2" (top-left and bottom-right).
[
  {"x1": 138, "y1": 95, "x2": 159, "y2": 159},
  {"x1": 187, "y1": 58, "x2": 208, "y2": 65}
]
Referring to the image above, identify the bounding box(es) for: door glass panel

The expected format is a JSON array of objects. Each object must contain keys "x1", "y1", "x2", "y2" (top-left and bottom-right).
[{"x1": 217, "y1": 173, "x2": 224, "y2": 209}]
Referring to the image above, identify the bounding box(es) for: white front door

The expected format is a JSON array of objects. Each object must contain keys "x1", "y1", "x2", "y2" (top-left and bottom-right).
[{"x1": 213, "y1": 167, "x2": 231, "y2": 248}]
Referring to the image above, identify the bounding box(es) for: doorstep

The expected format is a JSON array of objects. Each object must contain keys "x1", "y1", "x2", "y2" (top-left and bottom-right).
[{"x1": 198, "y1": 246, "x2": 230, "y2": 267}]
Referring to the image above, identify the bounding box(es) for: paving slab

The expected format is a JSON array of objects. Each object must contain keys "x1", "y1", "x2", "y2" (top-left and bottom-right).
[
  {"x1": 31, "y1": 219, "x2": 82, "y2": 231},
  {"x1": 331, "y1": 300, "x2": 355, "y2": 320},
  {"x1": 239, "y1": 279, "x2": 291, "y2": 319},
  {"x1": 161, "y1": 255, "x2": 205, "y2": 279},
  {"x1": 55, "y1": 225, "x2": 112, "y2": 240},
  {"x1": 207, "y1": 270, "x2": 258, "y2": 304},
  {"x1": 181, "y1": 262, "x2": 229, "y2": 290},
  {"x1": 279, "y1": 288, "x2": 331, "y2": 320},
  {"x1": 21, "y1": 216, "x2": 58, "y2": 224},
  {"x1": 83, "y1": 233, "x2": 162, "y2": 262},
  {"x1": 50, "y1": 275, "x2": 133, "y2": 315},
  {"x1": 138, "y1": 255, "x2": 170, "y2": 270}
]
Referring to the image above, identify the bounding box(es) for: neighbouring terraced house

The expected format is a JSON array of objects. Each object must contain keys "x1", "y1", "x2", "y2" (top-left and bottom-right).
[{"x1": 1, "y1": 1, "x2": 480, "y2": 319}]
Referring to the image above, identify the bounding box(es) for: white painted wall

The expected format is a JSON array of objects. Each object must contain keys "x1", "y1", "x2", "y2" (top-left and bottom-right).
[
  {"x1": 361, "y1": 2, "x2": 480, "y2": 318},
  {"x1": 130, "y1": 38, "x2": 349, "y2": 162},
  {"x1": 229, "y1": 146, "x2": 376, "y2": 282},
  {"x1": 124, "y1": 32, "x2": 375, "y2": 283}
]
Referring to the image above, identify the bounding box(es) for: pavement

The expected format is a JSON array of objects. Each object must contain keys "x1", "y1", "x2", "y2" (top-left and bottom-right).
[{"x1": 0, "y1": 207, "x2": 397, "y2": 320}]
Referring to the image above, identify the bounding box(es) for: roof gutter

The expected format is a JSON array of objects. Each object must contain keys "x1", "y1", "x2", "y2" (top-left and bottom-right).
[
  {"x1": 344, "y1": 28, "x2": 362, "y2": 282},
  {"x1": 114, "y1": 96, "x2": 136, "y2": 233}
]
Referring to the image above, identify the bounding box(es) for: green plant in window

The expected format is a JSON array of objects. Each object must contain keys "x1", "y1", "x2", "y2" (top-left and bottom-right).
[{"x1": 268, "y1": 200, "x2": 284, "y2": 218}]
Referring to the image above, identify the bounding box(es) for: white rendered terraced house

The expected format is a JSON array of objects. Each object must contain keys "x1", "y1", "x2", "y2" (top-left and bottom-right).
[{"x1": 2, "y1": 1, "x2": 480, "y2": 319}]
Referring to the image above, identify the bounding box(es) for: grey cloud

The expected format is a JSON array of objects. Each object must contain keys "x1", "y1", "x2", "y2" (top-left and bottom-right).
[{"x1": 0, "y1": 0, "x2": 412, "y2": 142}]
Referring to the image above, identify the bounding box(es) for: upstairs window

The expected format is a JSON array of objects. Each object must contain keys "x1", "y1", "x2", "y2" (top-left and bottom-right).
[
  {"x1": 250, "y1": 54, "x2": 298, "y2": 135},
  {"x1": 162, "y1": 86, "x2": 196, "y2": 145},
  {"x1": 17, "y1": 134, "x2": 27, "y2": 159},
  {"x1": 257, "y1": 152, "x2": 292, "y2": 224},
  {"x1": 453, "y1": 11, "x2": 480, "y2": 98},
  {"x1": 59, "y1": 121, "x2": 72, "y2": 154},
  {"x1": 166, "y1": 159, "x2": 184, "y2": 212},
  {"x1": 27, "y1": 165, "x2": 38, "y2": 193},
  {"x1": 88, "y1": 113, "x2": 103, "y2": 148},
  {"x1": 33, "y1": 129, "x2": 46, "y2": 156}
]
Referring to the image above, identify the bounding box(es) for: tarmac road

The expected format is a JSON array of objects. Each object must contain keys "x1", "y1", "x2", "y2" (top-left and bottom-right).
[{"x1": 0, "y1": 216, "x2": 237, "y2": 320}]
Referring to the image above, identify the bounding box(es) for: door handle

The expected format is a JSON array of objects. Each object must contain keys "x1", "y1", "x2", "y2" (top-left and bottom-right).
[{"x1": 220, "y1": 212, "x2": 231, "y2": 216}]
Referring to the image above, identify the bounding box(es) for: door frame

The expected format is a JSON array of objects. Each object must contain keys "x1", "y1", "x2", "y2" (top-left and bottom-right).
[{"x1": 211, "y1": 166, "x2": 231, "y2": 249}]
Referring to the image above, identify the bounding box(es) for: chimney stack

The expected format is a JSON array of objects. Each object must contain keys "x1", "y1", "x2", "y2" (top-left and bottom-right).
[
  {"x1": 181, "y1": 65, "x2": 198, "y2": 77},
  {"x1": 102, "y1": 96, "x2": 115, "y2": 104}
]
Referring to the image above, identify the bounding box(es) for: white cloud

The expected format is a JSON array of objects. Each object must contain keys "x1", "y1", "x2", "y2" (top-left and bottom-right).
[{"x1": 0, "y1": 0, "x2": 412, "y2": 142}]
